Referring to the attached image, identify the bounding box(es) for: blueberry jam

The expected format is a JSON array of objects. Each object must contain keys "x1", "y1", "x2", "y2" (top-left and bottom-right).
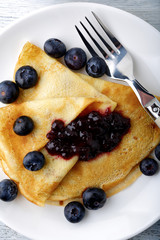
[{"x1": 45, "y1": 111, "x2": 130, "y2": 161}]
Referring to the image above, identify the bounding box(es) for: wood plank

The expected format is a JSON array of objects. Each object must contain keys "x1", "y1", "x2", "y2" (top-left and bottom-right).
[{"x1": 0, "y1": 0, "x2": 160, "y2": 30}]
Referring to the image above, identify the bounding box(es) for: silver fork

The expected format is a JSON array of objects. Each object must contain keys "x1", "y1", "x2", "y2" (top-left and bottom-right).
[{"x1": 75, "y1": 12, "x2": 160, "y2": 128}]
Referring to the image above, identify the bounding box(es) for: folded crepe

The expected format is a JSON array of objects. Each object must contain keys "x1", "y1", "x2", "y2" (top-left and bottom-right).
[
  {"x1": 13, "y1": 42, "x2": 116, "y2": 105},
  {"x1": 1, "y1": 42, "x2": 159, "y2": 207},
  {"x1": 48, "y1": 74, "x2": 160, "y2": 204},
  {"x1": 0, "y1": 43, "x2": 116, "y2": 206}
]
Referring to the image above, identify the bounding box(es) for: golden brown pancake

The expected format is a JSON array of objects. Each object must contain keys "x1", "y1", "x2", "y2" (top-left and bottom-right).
[
  {"x1": 0, "y1": 42, "x2": 159, "y2": 207},
  {"x1": 0, "y1": 97, "x2": 115, "y2": 206},
  {"x1": 13, "y1": 42, "x2": 116, "y2": 110},
  {"x1": 46, "y1": 165, "x2": 141, "y2": 206},
  {"x1": 0, "y1": 43, "x2": 116, "y2": 206},
  {"x1": 48, "y1": 75, "x2": 160, "y2": 204}
]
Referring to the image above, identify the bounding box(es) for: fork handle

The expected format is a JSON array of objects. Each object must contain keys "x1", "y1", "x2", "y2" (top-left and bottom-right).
[{"x1": 127, "y1": 79, "x2": 160, "y2": 128}]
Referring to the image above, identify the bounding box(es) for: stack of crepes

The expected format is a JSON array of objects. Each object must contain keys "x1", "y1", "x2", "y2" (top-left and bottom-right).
[{"x1": 0, "y1": 42, "x2": 160, "y2": 206}]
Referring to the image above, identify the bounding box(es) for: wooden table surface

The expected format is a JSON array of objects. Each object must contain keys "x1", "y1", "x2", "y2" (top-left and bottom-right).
[{"x1": 0, "y1": 0, "x2": 160, "y2": 239}]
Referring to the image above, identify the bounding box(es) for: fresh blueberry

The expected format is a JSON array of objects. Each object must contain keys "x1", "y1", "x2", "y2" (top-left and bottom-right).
[
  {"x1": 23, "y1": 151, "x2": 45, "y2": 171},
  {"x1": 15, "y1": 66, "x2": 38, "y2": 89},
  {"x1": 64, "y1": 201, "x2": 85, "y2": 223},
  {"x1": 86, "y1": 56, "x2": 107, "y2": 78},
  {"x1": 155, "y1": 144, "x2": 160, "y2": 160},
  {"x1": 82, "y1": 187, "x2": 106, "y2": 210},
  {"x1": 64, "y1": 48, "x2": 87, "y2": 70},
  {"x1": 0, "y1": 179, "x2": 18, "y2": 202},
  {"x1": 0, "y1": 80, "x2": 19, "y2": 103},
  {"x1": 140, "y1": 158, "x2": 158, "y2": 176},
  {"x1": 13, "y1": 116, "x2": 34, "y2": 136},
  {"x1": 44, "y1": 38, "x2": 66, "y2": 58}
]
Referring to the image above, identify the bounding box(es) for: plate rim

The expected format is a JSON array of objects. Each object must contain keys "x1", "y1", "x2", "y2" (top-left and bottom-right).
[{"x1": 0, "y1": 1, "x2": 160, "y2": 37}]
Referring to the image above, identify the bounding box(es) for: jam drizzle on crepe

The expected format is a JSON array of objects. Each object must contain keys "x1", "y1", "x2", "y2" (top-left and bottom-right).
[{"x1": 46, "y1": 110, "x2": 130, "y2": 161}]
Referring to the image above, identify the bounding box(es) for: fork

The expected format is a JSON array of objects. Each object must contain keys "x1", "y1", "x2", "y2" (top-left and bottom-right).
[{"x1": 75, "y1": 12, "x2": 160, "y2": 128}]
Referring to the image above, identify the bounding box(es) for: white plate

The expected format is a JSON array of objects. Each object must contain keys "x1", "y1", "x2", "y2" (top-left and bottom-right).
[{"x1": 0, "y1": 2, "x2": 160, "y2": 240}]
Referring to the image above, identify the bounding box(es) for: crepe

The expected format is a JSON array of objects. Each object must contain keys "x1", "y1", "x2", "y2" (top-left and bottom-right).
[
  {"x1": 48, "y1": 74, "x2": 160, "y2": 204},
  {"x1": 1, "y1": 42, "x2": 159, "y2": 207},
  {"x1": 0, "y1": 43, "x2": 116, "y2": 206},
  {"x1": 46, "y1": 165, "x2": 141, "y2": 206},
  {"x1": 13, "y1": 42, "x2": 116, "y2": 109}
]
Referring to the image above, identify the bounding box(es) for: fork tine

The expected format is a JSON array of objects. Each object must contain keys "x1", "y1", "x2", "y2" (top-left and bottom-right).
[
  {"x1": 85, "y1": 16, "x2": 113, "y2": 53},
  {"x1": 80, "y1": 21, "x2": 108, "y2": 58},
  {"x1": 92, "y1": 11, "x2": 121, "y2": 49},
  {"x1": 75, "y1": 25, "x2": 98, "y2": 57}
]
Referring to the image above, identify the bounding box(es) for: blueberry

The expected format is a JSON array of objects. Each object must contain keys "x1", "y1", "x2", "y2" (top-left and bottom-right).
[
  {"x1": 44, "y1": 38, "x2": 66, "y2": 58},
  {"x1": 79, "y1": 146, "x2": 91, "y2": 161},
  {"x1": 15, "y1": 66, "x2": 38, "y2": 89},
  {"x1": 52, "y1": 120, "x2": 64, "y2": 130},
  {"x1": 70, "y1": 143, "x2": 77, "y2": 153},
  {"x1": 13, "y1": 116, "x2": 34, "y2": 136},
  {"x1": 46, "y1": 139, "x2": 65, "y2": 155},
  {"x1": 45, "y1": 110, "x2": 130, "y2": 161},
  {"x1": 65, "y1": 122, "x2": 77, "y2": 137},
  {"x1": 88, "y1": 150, "x2": 97, "y2": 160},
  {"x1": 90, "y1": 138, "x2": 101, "y2": 153},
  {"x1": 87, "y1": 111, "x2": 101, "y2": 123},
  {"x1": 57, "y1": 131, "x2": 66, "y2": 139},
  {"x1": 64, "y1": 125, "x2": 78, "y2": 138},
  {"x1": 87, "y1": 112, "x2": 102, "y2": 132},
  {"x1": 110, "y1": 112, "x2": 130, "y2": 133},
  {"x1": 23, "y1": 151, "x2": 45, "y2": 171},
  {"x1": 140, "y1": 158, "x2": 158, "y2": 176},
  {"x1": 76, "y1": 119, "x2": 83, "y2": 128},
  {"x1": 86, "y1": 56, "x2": 107, "y2": 78},
  {"x1": 67, "y1": 121, "x2": 76, "y2": 131},
  {"x1": 82, "y1": 187, "x2": 106, "y2": 210},
  {"x1": 100, "y1": 137, "x2": 110, "y2": 152},
  {"x1": 155, "y1": 144, "x2": 160, "y2": 160},
  {"x1": 0, "y1": 80, "x2": 19, "y2": 103},
  {"x1": 61, "y1": 151, "x2": 72, "y2": 159},
  {"x1": 51, "y1": 120, "x2": 64, "y2": 136},
  {"x1": 79, "y1": 131, "x2": 92, "y2": 143},
  {"x1": 64, "y1": 48, "x2": 87, "y2": 70},
  {"x1": 46, "y1": 131, "x2": 55, "y2": 140},
  {"x1": 95, "y1": 126, "x2": 106, "y2": 136},
  {"x1": 64, "y1": 201, "x2": 85, "y2": 223},
  {"x1": 110, "y1": 132, "x2": 121, "y2": 145},
  {"x1": 0, "y1": 179, "x2": 18, "y2": 202}
]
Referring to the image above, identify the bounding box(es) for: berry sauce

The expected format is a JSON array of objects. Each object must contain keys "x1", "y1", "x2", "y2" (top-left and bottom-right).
[{"x1": 45, "y1": 111, "x2": 130, "y2": 161}]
